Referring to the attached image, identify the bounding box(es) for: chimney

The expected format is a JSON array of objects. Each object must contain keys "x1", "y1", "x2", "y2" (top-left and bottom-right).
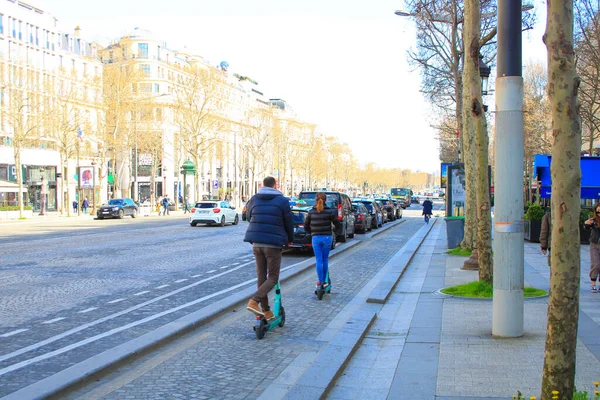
[{"x1": 74, "y1": 26, "x2": 81, "y2": 38}]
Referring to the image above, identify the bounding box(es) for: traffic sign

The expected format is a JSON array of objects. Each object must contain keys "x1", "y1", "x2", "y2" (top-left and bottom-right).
[{"x1": 212, "y1": 180, "x2": 219, "y2": 189}]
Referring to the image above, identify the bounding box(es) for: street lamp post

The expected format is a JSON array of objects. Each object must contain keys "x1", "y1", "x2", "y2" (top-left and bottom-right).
[
  {"x1": 493, "y1": 0, "x2": 525, "y2": 338},
  {"x1": 180, "y1": 160, "x2": 196, "y2": 207},
  {"x1": 39, "y1": 167, "x2": 46, "y2": 216}
]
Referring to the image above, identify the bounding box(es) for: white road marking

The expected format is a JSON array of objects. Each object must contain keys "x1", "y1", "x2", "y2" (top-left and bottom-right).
[
  {"x1": 190, "y1": 274, "x2": 202, "y2": 278},
  {"x1": 220, "y1": 265, "x2": 229, "y2": 269},
  {"x1": 174, "y1": 279, "x2": 188, "y2": 283},
  {"x1": 0, "y1": 329, "x2": 28, "y2": 338},
  {"x1": 133, "y1": 291, "x2": 150, "y2": 296},
  {"x1": 78, "y1": 307, "x2": 97, "y2": 314},
  {"x1": 107, "y1": 298, "x2": 126, "y2": 304},
  {"x1": 207, "y1": 269, "x2": 216, "y2": 273},
  {"x1": 231, "y1": 262, "x2": 240, "y2": 266},
  {"x1": 42, "y1": 318, "x2": 65, "y2": 324},
  {"x1": 0, "y1": 258, "x2": 306, "y2": 376},
  {"x1": 156, "y1": 285, "x2": 169, "y2": 289}
]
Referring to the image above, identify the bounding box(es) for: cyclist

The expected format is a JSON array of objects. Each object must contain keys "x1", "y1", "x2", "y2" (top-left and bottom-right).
[{"x1": 422, "y1": 197, "x2": 433, "y2": 223}]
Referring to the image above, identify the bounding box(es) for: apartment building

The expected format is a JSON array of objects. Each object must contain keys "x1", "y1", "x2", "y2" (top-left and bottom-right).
[
  {"x1": 100, "y1": 27, "x2": 281, "y2": 206},
  {"x1": 0, "y1": 0, "x2": 103, "y2": 213}
]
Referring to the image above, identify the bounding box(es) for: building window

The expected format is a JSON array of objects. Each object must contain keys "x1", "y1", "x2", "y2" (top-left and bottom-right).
[
  {"x1": 35, "y1": 27, "x2": 38, "y2": 45},
  {"x1": 0, "y1": 14, "x2": 4, "y2": 35},
  {"x1": 11, "y1": 18, "x2": 15, "y2": 38},
  {"x1": 157, "y1": 45, "x2": 160, "y2": 61},
  {"x1": 139, "y1": 64, "x2": 151, "y2": 76},
  {"x1": 138, "y1": 43, "x2": 148, "y2": 58},
  {"x1": 18, "y1": 20, "x2": 22, "y2": 40},
  {"x1": 153, "y1": 83, "x2": 159, "y2": 93},
  {"x1": 139, "y1": 83, "x2": 151, "y2": 93}
]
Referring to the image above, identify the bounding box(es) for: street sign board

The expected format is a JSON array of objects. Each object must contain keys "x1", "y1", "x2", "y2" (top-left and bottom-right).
[{"x1": 212, "y1": 179, "x2": 219, "y2": 189}]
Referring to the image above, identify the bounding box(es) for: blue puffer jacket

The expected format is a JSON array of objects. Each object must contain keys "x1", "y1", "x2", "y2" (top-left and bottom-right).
[{"x1": 244, "y1": 187, "x2": 294, "y2": 246}]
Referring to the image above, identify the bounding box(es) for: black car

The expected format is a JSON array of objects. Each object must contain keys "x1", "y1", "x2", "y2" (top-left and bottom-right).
[
  {"x1": 352, "y1": 202, "x2": 373, "y2": 233},
  {"x1": 289, "y1": 205, "x2": 336, "y2": 251},
  {"x1": 353, "y1": 199, "x2": 383, "y2": 229},
  {"x1": 97, "y1": 198, "x2": 139, "y2": 219},
  {"x1": 390, "y1": 200, "x2": 404, "y2": 219},
  {"x1": 376, "y1": 198, "x2": 396, "y2": 221},
  {"x1": 298, "y1": 191, "x2": 355, "y2": 242}
]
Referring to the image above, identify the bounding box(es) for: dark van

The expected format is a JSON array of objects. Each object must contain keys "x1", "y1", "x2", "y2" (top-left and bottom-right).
[{"x1": 297, "y1": 191, "x2": 356, "y2": 242}]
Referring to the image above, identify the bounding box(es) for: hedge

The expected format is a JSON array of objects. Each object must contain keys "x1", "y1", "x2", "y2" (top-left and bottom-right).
[{"x1": 0, "y1": 206, "x2": 33, "y2": 211}]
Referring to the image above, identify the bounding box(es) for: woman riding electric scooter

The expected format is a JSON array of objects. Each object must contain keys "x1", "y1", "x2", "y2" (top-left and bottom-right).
[{"x1": 304, "y1": 192, "x2": 340, "y2": 300}]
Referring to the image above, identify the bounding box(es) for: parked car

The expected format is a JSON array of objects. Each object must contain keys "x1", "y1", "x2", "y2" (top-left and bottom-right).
[
  {"x1": 353, "y1": 199, "x2": 383, "y2": 229},
  {"x1": 190, "y1": 200, "x2": 239, "y2": 227},
  {"x1": 288, "y1": 205, "x2": 336, "y2": 251},
  {"x1": 297, "y1": 190, "x2": 355, "y2": 242},
  {"x1": 376, "y1": 198, "x2": 397, "y2": 221},
  {"x1": 411, "y1": 195, "x2": 420, "y2": 204},
  {"x1": 352, "y1": 202, "x2": 373, "y2": 233},
  {"x1": 97, "y1": 198, "x2": 139, "y2": 219},
  {"x1": 391, "y1": 200, "x2": 404, "y2": 219}
]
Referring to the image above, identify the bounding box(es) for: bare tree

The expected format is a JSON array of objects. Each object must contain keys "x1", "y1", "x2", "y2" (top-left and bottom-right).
[
  {"x1": 1, "y1": 61, "x2": 53, "y2": 218},
  {"x1": 541, "y1": 0, "x2": 582, "y2": 397},
  {"x1": 523, "y1": 61, "x2": 552, "y2": 201},
  {"x1": 403, "y1": 0, "x2": 535, "y2": 250},
  {"x1": 102, "y1": 47, "x2": 146, "y2": 198},
  {"x1": 173, "y1": 65, "x2": 227, "y2": 201},
  {"x1": 574, "y1": 0, "x2": 600, "y2": 154}
]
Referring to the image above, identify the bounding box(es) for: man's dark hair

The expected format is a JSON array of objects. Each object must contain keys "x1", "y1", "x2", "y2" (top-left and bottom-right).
[{"x1": 263, "y1": 176, "x2": 276, "y2": 188}]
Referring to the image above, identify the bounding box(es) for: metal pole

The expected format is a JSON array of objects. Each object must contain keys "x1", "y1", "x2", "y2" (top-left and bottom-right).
[
  {"x1": 134, "y1": 143, "x2": 138, "y2": 202},
  {"x1": 492, "y1": 0, "x2": 524, "y2": 337},
  {"x1": 77, "y1": 142, "x2": 81, "y2": 216}
]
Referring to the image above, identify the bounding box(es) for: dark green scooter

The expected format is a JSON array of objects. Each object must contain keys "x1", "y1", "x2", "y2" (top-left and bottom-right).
[{"x1": 254, "y1": 281, "x2": 286, "y2": 339}]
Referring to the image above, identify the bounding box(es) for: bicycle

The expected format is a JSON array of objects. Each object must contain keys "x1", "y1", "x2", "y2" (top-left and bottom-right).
[{"x1": 424, "y1": 213, "x2": 431, "y2": 224}]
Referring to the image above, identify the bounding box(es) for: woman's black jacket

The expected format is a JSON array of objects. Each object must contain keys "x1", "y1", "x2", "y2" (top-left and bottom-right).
[{"x1": 305, "y1": 206, "x2": 340, "y2": 236}]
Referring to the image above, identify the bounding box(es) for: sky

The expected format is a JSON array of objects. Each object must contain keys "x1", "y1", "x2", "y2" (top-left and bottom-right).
[{"x1": 36, "y1": 0, "x2": 549, "y2": 174}]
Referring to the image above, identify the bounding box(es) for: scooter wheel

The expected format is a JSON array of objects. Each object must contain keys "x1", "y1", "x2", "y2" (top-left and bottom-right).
[
  {"x1": 255, "y1": 318, "x2": 268, "y2": 340},
  {"x1": 278, "y1": 306, "x2": 286, "y2": 327},
  {"x1": 316, "y1": 288, "x2": 324, "y2": 300}
]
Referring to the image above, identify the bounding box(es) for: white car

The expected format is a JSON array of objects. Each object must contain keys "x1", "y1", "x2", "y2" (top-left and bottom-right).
[{"x1": 190, "y1": 200, "x2": 239, "y2": 227}]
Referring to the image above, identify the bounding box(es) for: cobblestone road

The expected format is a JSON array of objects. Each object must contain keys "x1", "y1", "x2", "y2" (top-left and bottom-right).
[
  {"x1": 64, "y1": 217, "x2": 425, "y2": 400},
  {"x1": 0, "y1": 215, "x2": 315, "y2": 397}
]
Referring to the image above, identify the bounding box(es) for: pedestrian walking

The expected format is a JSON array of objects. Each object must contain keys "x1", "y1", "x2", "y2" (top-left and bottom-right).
[
  {"x1": 82, "y1": 198, "x2": 89, "y2": 214},
  {"x1": 72, "y1": 200, "x2": 78, "y2": 214},
  {"x1": 183, "y1": 197, "x2": 190, "y2": 214},
  {"x1": 584, "y1": 202, "x2": 600, "y2": 292},
  {"x1": 540, "y1": 207, "x2": 552, "y2": 267},
  {"x1": 304, "y1": 192, "x2": 340, "y2": 292},
  {"x1": 162, "y1": 195, "x2": 170, "y2": 216},
  {"x1": 244, "y1": 176, "x2": 294, "y2": 320}
]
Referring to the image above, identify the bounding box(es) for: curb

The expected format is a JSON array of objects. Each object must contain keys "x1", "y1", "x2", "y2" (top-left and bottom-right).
[
  {"x1": 258, "y1": 219, "x2": 436, "y2": 400},
  {"x1": 2, "y1": 219, "x2": 405, "y2": 400},
  {"x1": 367, "y1": 219, "x2": 436, "y2": 303}
]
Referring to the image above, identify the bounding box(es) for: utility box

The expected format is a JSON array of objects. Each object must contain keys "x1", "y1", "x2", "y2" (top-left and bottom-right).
[{"x1": 445, "y1": 216, "x2": 465, "y2": 249}]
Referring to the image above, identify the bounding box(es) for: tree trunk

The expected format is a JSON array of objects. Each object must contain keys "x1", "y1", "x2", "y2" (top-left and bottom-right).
[
  {"x1": 541, "y1": 0, "x2": 582, "y2": 397},
  {"x1": 463, "y1": 0, "x2": 493, "y2": 282},
  {"x1": 14, "y1": 147, "x2": 23, "y2": 219},
  {"x1": 65, "y1": 165, "x2": 71, "y2": 217},
  {"x1": 460, "y1": 33, "x2": 477, "y2": 251}
]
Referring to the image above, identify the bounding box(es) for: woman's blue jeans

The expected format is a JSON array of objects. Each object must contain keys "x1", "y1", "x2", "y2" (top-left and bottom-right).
[{"x1": 312, "y1": 235, "x2": 332, "y2": 284}]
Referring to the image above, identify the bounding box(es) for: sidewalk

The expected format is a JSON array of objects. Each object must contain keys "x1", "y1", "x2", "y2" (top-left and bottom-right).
[{"x1": 273, "y1": 219, "x2": 600, "y2": 399}]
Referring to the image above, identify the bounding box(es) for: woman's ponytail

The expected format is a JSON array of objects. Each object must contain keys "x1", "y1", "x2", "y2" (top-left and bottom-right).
[{"x1": 316, "y1": 192, "x2": 326, "y2": 213}]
